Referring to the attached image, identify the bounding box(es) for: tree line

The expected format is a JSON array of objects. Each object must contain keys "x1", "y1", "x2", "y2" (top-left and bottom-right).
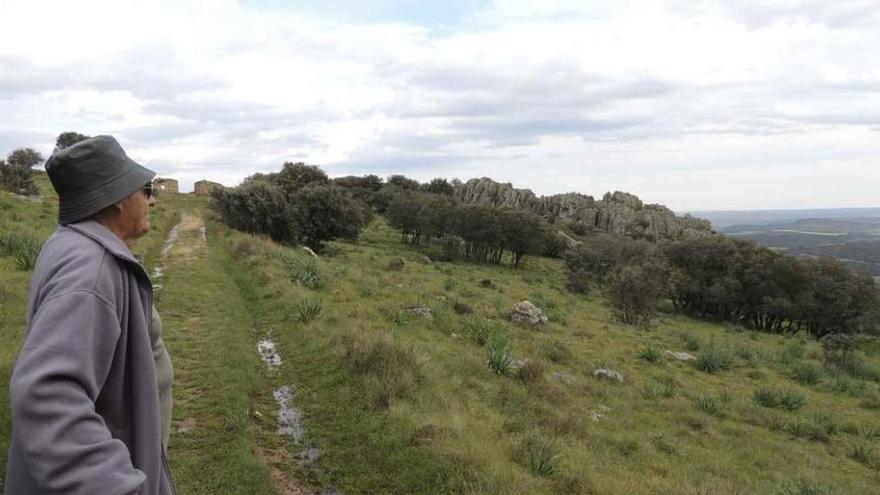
[
  {"x1": 384, "y1": 190, "x2": 555, "y2": 267},
  {"x1": 565, "y1": 234, "x2": 880, "y2": 337}
]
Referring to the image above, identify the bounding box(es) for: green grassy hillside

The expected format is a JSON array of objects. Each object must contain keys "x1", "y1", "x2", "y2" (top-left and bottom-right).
[{"x1": 2, "y1": 178, "x2": 880, "y2": 494}]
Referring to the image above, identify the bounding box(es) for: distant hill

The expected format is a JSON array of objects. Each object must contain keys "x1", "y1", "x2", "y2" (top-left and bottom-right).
[{"x1": 692, "y1": 209, "x2": 880, "y2": 276}]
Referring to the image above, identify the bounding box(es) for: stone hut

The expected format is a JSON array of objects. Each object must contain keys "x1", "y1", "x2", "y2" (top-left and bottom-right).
[
  {"x1": 154, "y1": 177, "x2": 179, "y2": 194},
  {"x1": 194, "y1": 180, "x2": 224, "y2": 197}
]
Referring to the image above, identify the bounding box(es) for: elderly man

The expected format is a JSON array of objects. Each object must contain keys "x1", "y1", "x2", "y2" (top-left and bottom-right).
[{"x1": 5, "y1": 136, "x2": 175, "y2": 494}]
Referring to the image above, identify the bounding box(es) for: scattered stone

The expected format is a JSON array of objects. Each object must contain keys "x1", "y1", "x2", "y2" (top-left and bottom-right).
[
  {"x1": 479, "y1": 278, "x2": 494, "y2": 288},
  {"x1": 273, "y1": 386, "x2": 305, "y2": 443},
  {"x1": 509, "y1": 301, "x2": 548, "y2": 326},
  {"x1": 509, "y1": 358, "x2": 527, "y2": 371},
  {"x1": 387, "y1": 259, "x2": 405, "y2": 270},
  {"x1": 421, "y1": 255, "x2": 433, "y2": 264},
  {"x1": 450, "y1": 333, "x2": 461, "y2": 340},
  {"x1": 599, "y1": 404, "x2": 611, "y2": 412},
  {"x1": 175, "y1": 417, "x2": 197, "y2": 434},
  {"x1": 592, "y1": 368, "x2": 624, "y2": 383},
  {"x1": 590, "y1": 411, "x2": 606, "y2": 422},
  {"x1": 452, "y1": 300, "x2": 473, "y2": 314},
  {"x1": 301, "y1": 246, "x2": 319, "y2": 259},
  {"x1": 665, "y1": 351, "x2": 697, "y2": 361},
  {"x1": 405, "y1": 306, "x2": 433, "y2": 319},
  {"x1": 552, "y1": 371, "x2": 575, "y2": 384}
]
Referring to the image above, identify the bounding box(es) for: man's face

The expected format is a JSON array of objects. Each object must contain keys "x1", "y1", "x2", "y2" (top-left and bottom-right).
[{"x1": 119, "y1": 183, "x2": 155, "y2": 241}]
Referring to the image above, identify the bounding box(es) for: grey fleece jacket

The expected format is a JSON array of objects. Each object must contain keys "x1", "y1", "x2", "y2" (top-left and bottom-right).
[{"x1": 4, "y1": 220, "x2": 175, "y2": 495}]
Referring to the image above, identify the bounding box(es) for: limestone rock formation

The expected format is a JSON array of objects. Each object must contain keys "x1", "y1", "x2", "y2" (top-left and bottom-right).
[
  {"x1": 592, "y1": 368, "x2": 624, "y2": 383},
  {"x1": 452, "y1": 178, "x2": 712, "y2": 241}
]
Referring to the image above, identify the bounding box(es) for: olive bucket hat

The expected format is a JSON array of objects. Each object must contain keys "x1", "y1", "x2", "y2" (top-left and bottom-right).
[{"x1": 45, "y1": 135, "x2": 156, "y2": 225}]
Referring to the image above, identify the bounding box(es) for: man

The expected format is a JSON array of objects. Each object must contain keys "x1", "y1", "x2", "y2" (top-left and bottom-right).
[{"x1": 5, "y1": 136, "x2": 175, "y2": 494}]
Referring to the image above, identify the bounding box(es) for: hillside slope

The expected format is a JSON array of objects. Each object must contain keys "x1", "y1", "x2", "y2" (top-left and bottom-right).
[{"x1": 2, "y1": 181, "x2": 880, "y2": 494}]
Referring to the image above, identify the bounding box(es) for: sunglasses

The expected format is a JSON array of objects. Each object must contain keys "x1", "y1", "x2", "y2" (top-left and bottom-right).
[{"x1": 142, "y1": 183, "x2": 154, "y2": 199}]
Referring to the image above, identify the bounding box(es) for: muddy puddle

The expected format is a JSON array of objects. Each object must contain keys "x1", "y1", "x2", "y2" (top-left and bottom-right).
[
  {"x1": 273, "y1": 386, "x2": 305, "y2": 443},
  {"x1": 150, "y1": 219, "x2": 182, "y2": 292},
  {"x1": 257, "y1": 338, "x2": 283, "y2": 369}
]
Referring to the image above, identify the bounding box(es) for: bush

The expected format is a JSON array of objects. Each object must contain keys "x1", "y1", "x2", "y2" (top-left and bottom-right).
[
  {"x1": 642, "y1": 379, "x2": 678, "y2": 399},
  {"x1": 438, "y1": 234, "x2": 462, "y2": 261},
  {"x1": 776, "y1": 479, "x2": 837, "y2": 495},
  {"x1": 829, "y1": 374, "x2": 865, "y2": 397},
  {"x1": 516, "y1": 360, "x2": 544, "y2": 384},
  {"x1": 696, "y1": 346, "x2": 733, "y2": 373},
  {"x1": 276, "y1": 250, "x2": 323, "y2": 289},
  {"x1": 638, "y1": 345, "x2": 663, "y2": 364},
  {"x1": 525, "y1": 438, "x2": 558, "y2": 478},
  {"x1": 0, "y1": 148, "x2": 43, "y2": 195},
  {"x1": 694, "y1": 395, "x2": 725, "y2": 416},
  {"x1": 680, "y1": 331, "x2": 701, "y2": 351},
  {"x1": 486, "y1": 332, "x2": 513, "y2": 375},
  {"x1": 539, "y1": 340, "x2": 573, "y2": 364},
  {"x1": 462, "y1": 317, "x2": 504, "y2": 346},
  {"x1": 754, "y1": 388, "x2": 805, "y2": 411},
  {"x1": 791, "y1": 364, "x2": 822, "y2": 386},
  {"x1": 0, "y1": 232, "x2": 41, "y2": 271},
  {"x1": 293, "y1": 298, "x2": 322, "y2": 323},
  {"x1": 851, "y1": 439, "x2": 876, "y2": 466},
  {"x1": 289, "y1": 184, "x2": 371, "y2": 250},
  {"x1": 342, "y1": 333, "x2": 418, "y2": 409},
  {"x1": 605, "y1": 262, "x2": 667, "y2": 325}
]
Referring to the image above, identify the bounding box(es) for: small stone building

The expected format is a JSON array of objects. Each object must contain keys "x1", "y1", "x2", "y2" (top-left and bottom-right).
[
  {"x1": 194, "y1": 180, "x2": 224, "y2": 197},
  {"x1": 154, "y1": 178, "x2": 179, "y2": 194}
]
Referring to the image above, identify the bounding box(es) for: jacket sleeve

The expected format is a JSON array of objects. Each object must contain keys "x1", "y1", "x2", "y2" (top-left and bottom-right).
[{"x1": 9, "y1": 289, "x2": 146, "y2": 495}]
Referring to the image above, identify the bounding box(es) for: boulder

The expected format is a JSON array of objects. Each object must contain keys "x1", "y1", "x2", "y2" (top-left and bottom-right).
[
  {"x1": 387, "y1": 259, "x2": 405, "y2": 270},
  {"x1": 592, "y1": 368, "x2": 624, "y2": 383},
  {"x1": 479, "y1": 278, "x2": 494, "y2": 288},
  {"x1": 509, "y1": 301, "x2": 548, "y2": 326}
]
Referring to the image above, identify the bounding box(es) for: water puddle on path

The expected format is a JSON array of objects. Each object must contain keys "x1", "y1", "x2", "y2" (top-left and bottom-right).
[
  {"x1": 257, "y1": 339, "x2": 283, "y2": 369},
  {"x1": 151, "y1": 219, "x2": 182, "y2": 292},
  {"x1": 273, "y1": 386, "x2": 305, "y2": 443}
]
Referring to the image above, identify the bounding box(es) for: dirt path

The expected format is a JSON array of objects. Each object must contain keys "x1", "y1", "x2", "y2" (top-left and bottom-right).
[{"x1": 159, "y1": 211, "x2": 316, "y2": 495}]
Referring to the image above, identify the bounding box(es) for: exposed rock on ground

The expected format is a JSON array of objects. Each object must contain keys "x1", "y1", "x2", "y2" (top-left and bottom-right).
[
  {"x1": 509, "y1": 301, "x2": 548, "y2": 326},
  {"x1": 405, "y1": 306, "x2": 433, "y2": 319},
  {"x1": 665, "y1": 351, "x2": 697, "y2": 361},
  {"x1": 592, "y1": 368, "x2": 624, "y2": 383}
]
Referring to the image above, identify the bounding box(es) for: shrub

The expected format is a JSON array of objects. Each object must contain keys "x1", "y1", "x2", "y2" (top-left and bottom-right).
[
  {"x1": 638, "y1": 345, "x2": 663, "y2": 364},
  {"x1": 462, "y1": 317, "x2": 504, "y2": 346},
  {"x1": 342, "y1": 333, "x2": 418, "y2": 409},
  {"x1": 694, "y1": 395, "x2": 724, "y2": 416},
  {"x1": 754, "y1": 388, "x2": 781, "y2": 408},
  {"x1": 525, "y1": 438, "x2": 558, "y2": 478},
  {"x1": 776, "y1": 479, "x2": 837, "y2": 495},
  {"x1": 696, "y1": 346, "x2": 733, "y2": 373},
  {"x1": 642, "y1": 379, "x2": 678, "y2": 399},
  {"x1": 293, "y1": 298, "x2": 322, "y2": 323},
  {"x1": 851, "y1": 439, "x2": 875, "y2": 466},
  {"x1": 229, "y1": 236, "x2": 263, "y2": 259},
  {"x1": 821, "y1": 333, "x2": 855, "y2": 368},
  {"x1": 438, "y1": 234, "x2": 462, "y2": 261},
  {"x1": 754, "y1": 387, "x2": 805, "y2": 411},
  {"x1": 781, "y1": 414, "x2": 838, "y2": 443},
  {"x1": 276, "y1": 250, "x2": 323, "y2": 289},
  {"x1": 382, "y1": 307, "x2": 410, "y2": 327},
  {"x1": 0, "y1": 148, "x2": 42, "y2": 195},
  {"x1": 780, "y1": 391, "x2": 806, "y2": 411},
  {"x1": 486, "y1": 332, "x2": 513, "y2": 375},
  {"x1": 516, "y1": 360, "x2": 544, "y2": 384},
  {"x1": 777, "y1": 342, "x2": 805, "y2": 366},
  {"x1": 451, "y1": 298, "x2": 473, "y2": 315},
  {"x1": 829, "y1": 374, "x2": 865, "y2": 397},
  {"x1": 539, "y1": 340, "x2": 573, "y2": 364},
  {"x1": 0, "y1": 232, "x2": 41, "y2": 271},
  {"x1": 605, "y1": 262, "x2": 667, "y2": 325},
  {"x1": 680, "y1": 331, "x2": 701, "y2": 351},
  {"x1": 791, "y1": 364, "x2": 822, "y2": 386}
]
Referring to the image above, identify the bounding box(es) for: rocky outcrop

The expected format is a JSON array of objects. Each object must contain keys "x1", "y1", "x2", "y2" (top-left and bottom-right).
[
  {"x1": 454, "y1": 178, "x2": 536, "y2": 209},
  {"x1": 453, "y1": 178, "x2": 712, "y2": 241}
]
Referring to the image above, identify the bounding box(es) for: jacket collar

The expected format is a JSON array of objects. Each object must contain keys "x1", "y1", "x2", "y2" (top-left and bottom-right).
[{"x1": 65, "y1": 220, "x2": 149, "y2": 278}]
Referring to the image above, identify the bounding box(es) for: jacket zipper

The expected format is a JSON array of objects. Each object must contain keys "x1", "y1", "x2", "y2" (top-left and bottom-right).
[{"x1": 161, "y1": 446, "x2": 179, "y2": 495}]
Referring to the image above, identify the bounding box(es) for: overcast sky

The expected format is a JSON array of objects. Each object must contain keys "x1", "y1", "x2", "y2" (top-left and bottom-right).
[{"x1": 1, "y1": 0, "x2": 878, "y2": 211}]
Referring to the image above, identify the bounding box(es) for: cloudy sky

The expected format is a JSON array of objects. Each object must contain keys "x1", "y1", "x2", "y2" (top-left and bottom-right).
[{"x1": 1, "y1": 0, "x2": 878, "y2": 211}]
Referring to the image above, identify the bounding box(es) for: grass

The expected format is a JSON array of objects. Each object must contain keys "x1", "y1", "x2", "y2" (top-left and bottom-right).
[{"x1": 3, "y1": 179, "x2": 880, "y2": 494}]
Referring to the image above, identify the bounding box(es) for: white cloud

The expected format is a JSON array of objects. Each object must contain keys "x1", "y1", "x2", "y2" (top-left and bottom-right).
[{"x1": 0, "y1": 0, "x2": 878, "y2": 209}]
